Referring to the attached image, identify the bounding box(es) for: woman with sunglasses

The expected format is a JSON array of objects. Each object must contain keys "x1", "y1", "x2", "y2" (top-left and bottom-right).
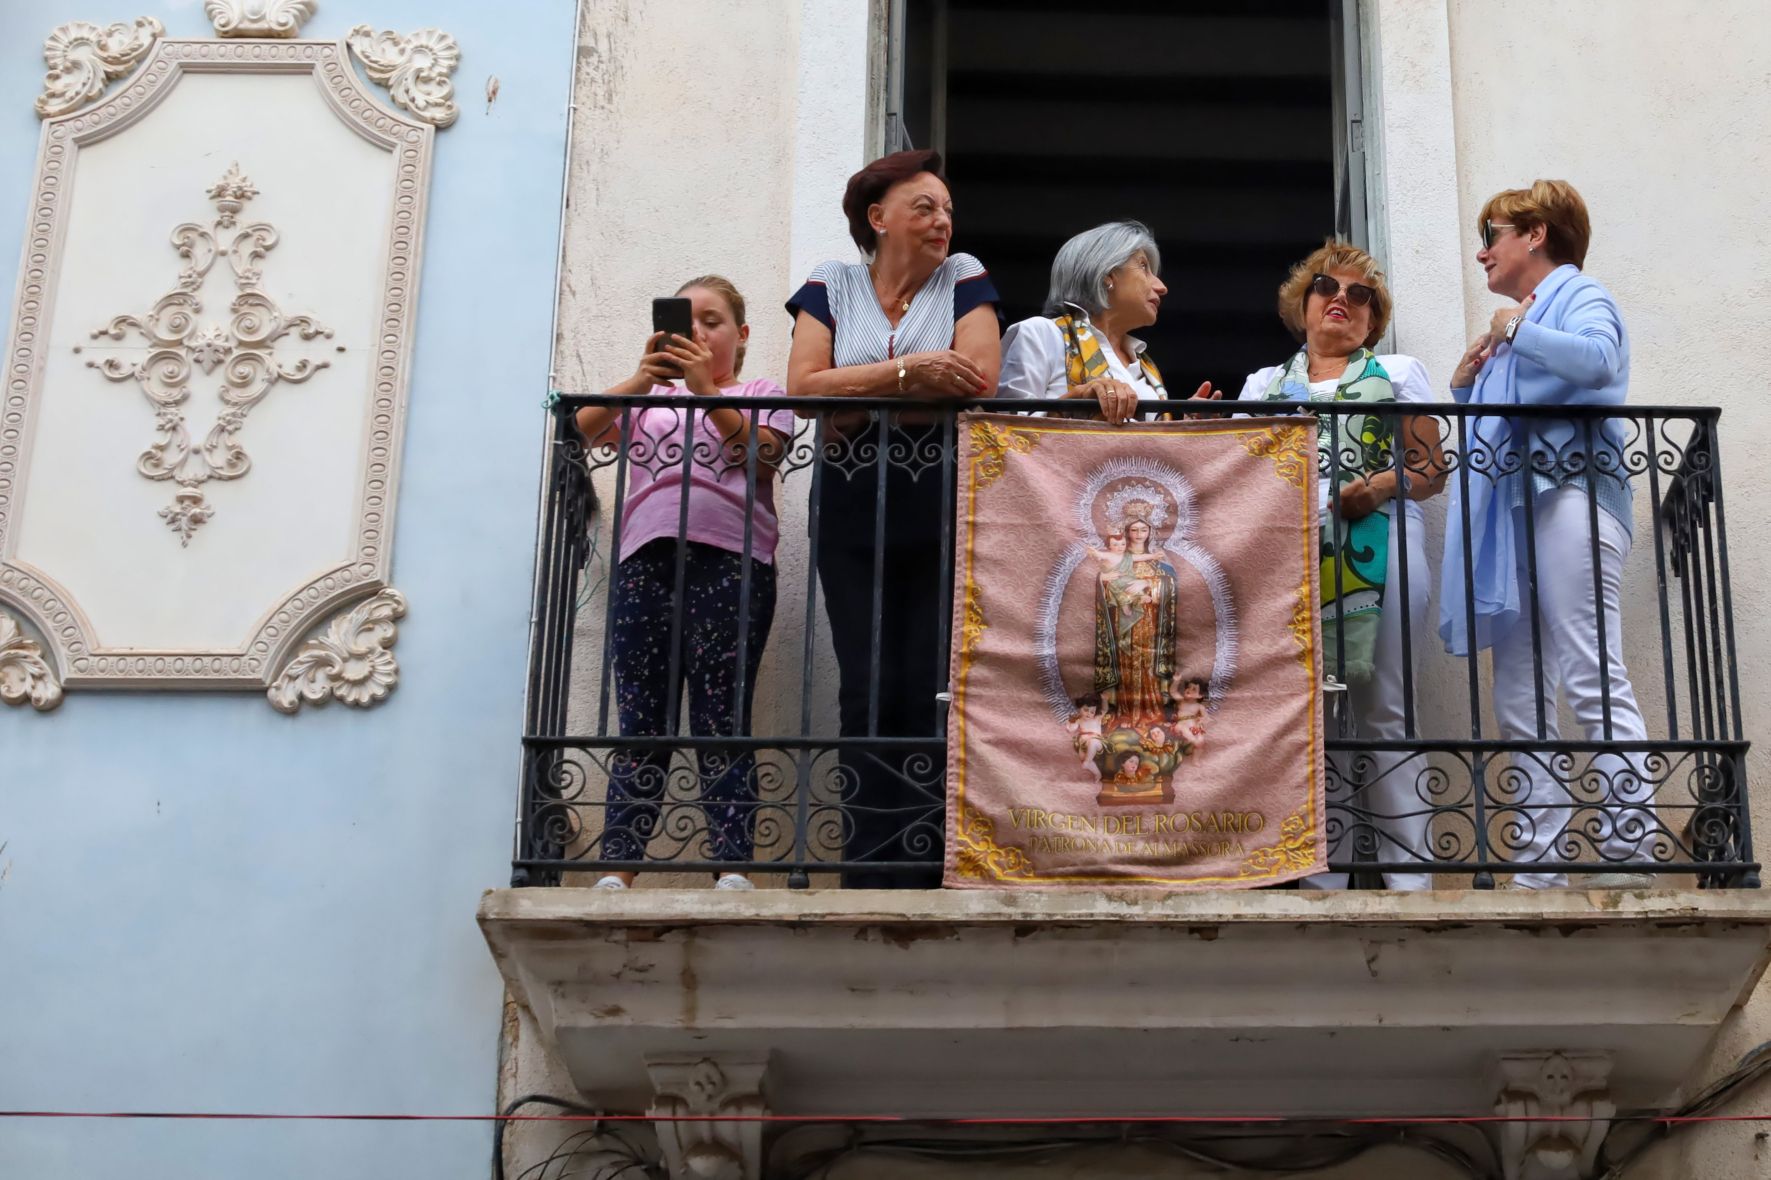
[
  {"x1": 1442, "y1": 180, "x2": 1648, "y2": 891},
  {"x1": 1237, "y1": 239, "x2": 1446, "y2": 890}
]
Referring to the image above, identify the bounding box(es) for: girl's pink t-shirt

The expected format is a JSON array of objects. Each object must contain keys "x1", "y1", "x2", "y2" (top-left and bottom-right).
[{"x1": 615, "y1": 378, "x2": 797, "y2": 564}]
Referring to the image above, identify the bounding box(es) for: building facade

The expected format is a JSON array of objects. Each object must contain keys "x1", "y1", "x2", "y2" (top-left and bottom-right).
[{"x1": 7, "y1": 2, "x2": 1771, "y2": 1179}]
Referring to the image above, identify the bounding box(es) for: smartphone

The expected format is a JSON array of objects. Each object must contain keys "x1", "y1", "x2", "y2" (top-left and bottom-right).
[{"x1": 651, "y1": 297, "x2": 693, "y2": 379}]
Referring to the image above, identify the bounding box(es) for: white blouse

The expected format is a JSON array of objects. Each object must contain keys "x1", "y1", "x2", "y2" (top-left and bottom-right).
[{"x1": 996, "y1": 314, "x2": 1165, "y2": 401}]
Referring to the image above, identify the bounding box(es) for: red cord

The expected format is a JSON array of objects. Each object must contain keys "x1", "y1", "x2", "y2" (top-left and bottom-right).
[{"x1": 1, "y1": 1111, "x2": 1767, "y2": 1125}]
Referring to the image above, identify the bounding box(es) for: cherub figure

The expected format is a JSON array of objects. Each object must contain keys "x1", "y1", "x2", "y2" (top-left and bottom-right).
[
  {"x1": 1112, "y1": 752, "x2": 1155, "y2": 787},
  {"x1": 1142, "y1": 725, "x2": 1181, "y2": 777},
  {"x1": 1172, "y1": 680, "x2": 1209, "y2": 750},
  {"x1": 1064, "y1": 695, "x2": 1108, "y2": 782},
  {"x1": 1088, "y1": 529, "x2": 1129, "y2": 573}
]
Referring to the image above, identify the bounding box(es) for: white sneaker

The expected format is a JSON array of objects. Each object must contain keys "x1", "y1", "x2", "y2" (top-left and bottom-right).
[
  {"x1": 1584, "y1": 872, "x2": 1654, "y2": 889},
  {"x1": 714, "y1": 874, "x2": 755, "y2": 891},
  {"x1": 593, "y1": 875, "x2": 629, "y2": 890}
]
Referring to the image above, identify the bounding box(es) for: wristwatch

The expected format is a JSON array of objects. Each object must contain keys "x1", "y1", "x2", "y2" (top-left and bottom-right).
[
  {"x1": 1503, "y1": 314, "x2": 1523, "y2": 343},
  {"x1": 896, "y1": 357, "x2": 907, "y2": 393}
]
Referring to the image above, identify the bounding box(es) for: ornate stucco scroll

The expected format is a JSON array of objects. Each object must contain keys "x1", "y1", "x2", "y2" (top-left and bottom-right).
[
  {"x1": 267, "y1": 589, "x2": 407, "y2": 713},
  {"x1": 205, "y1": 0, "x2": 317, "y2": 38},
  {"x1": 0, "y1": 611, "x2": 62, "y2": 711},
  {"x1": 346, "y1": 26, "x2": 461, "y2": 128},
  {"x1": 35, "y1": 17, "x2": 163, "y2": 118}
]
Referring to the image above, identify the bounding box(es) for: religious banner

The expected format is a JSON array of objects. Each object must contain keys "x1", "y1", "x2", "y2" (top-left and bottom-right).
[{"x1": 945, "y1": 412, "x2": 1326, "y2": 888}]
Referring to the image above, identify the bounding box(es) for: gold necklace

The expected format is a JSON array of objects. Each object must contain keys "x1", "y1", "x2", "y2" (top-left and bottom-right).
[{"x1": 870, "y1": 266, "x2": 911, "y2": 314}]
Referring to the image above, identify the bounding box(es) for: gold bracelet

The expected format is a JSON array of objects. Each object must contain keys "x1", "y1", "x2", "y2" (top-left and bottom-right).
[{"x1": 896, "y1": 358, "x2": 907, "y2": 393}]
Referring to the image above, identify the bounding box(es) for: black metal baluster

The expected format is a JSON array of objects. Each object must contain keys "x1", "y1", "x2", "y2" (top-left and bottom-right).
[
  {"x1": 595, "y1": 405, "x2": 635, "y2": 738},
  {"x1": 790, "y1": 417, "x2": 830, "y2": 889},
  {"x1": 1643, "y1": 412, "x2": 1680, "y2": 739},
  {"x1": 663, "y1": 404, "x2": 698, "y2": 738},
  {"x1": 1582, "y1": 418, "x2": 1615, "y2": 741},
  {"x1": 1455, "y1": 412, "x2": 1494, "y2": 887}
]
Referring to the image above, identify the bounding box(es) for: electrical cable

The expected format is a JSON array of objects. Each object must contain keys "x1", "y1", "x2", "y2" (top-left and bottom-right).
[
  {"x1": 1595, "y1": 1039, "x2": 1771, "y2": 1179},
  {"x1": 494, "y1": 1095, "x2": 656, "y2": 1180}
]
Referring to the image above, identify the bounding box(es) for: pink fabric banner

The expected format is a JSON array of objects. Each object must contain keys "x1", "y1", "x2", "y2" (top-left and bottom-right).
[{"x1": 944, "y1": 412, "x2": 1326, "y2": 889}]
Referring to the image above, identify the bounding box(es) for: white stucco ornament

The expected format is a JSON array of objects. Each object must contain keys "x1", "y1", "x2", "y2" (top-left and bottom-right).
[
  {"x1": 0, "y1": 611, "x2": 62, "y2": 711},
  {"x1": 34, "y1": 17, "x2": 163, "y2": 118},
  {"x1": 346, "y1": 25, "x2": 461, "y2": 128},
  {"x1": 268, "y1": 589, "x2": 408, "y2": 714},
  {"x1": 87, "y1": 164, "x2": 334, "y2": 546},
  {"x1": 205, "y1": 0, "x2": 317, "y2": 38},
  {"x1": 1494, "y1": 1051, "x2": 1616, "y2": 1180},
  {"x1": 6, "y1": 36, "x2": 443, "y2": 707},
  {"x1": 647, "y1": 1056, "x2": 771, "y2": 1180}
]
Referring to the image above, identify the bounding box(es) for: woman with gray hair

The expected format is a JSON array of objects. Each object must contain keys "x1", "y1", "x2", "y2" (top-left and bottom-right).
[{"x1": 997, "y1": 220, "x2": 1220, "y2": 421}]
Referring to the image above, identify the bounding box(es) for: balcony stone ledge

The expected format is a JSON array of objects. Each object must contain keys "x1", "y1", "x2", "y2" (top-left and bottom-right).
[{"x1": 478, "y1": 887, "x2": 1771, "y2": 1120}]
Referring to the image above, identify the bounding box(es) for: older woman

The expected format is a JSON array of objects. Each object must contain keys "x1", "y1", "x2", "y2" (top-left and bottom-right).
[
  {"x1": 998, "y1": 220, "x2": 1218, "y2": 421},
  {"x1": 1443, "y1": 180, "x2": 1648, "y2": 890},
  {"x1": 785, "y1": 149, "x2": 1001, "y2": 889},
  {"x1": 1238, "y1": 240, "x2": 1445, "y2": 890}
]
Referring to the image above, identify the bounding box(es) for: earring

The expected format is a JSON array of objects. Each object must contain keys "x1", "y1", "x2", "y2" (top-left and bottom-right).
[
  {"x1": 878, "y1": 228, "x2": 887, "y2": 237},
  {"x1": 1528, "y1": 245, "x2": 1536, "y2": 254},
  {"x1": 1106, "y1": 281, "x2": 1115, "y2": 291}
]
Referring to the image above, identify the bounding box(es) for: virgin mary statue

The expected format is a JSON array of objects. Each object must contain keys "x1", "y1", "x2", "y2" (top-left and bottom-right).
[{"x1": 1093, "y1": 499, "x2": 1180, "y2": 731}]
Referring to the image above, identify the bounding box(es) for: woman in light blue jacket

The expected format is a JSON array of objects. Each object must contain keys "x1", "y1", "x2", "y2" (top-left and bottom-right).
[{"x1": 1442, "y1": 180, "x2": 1649, "y2": 890}]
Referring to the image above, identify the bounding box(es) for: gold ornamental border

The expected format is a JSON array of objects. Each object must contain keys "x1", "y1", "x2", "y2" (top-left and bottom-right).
[{"x1": 950, "y1": 414, "x2": 1324, "y2": 886}]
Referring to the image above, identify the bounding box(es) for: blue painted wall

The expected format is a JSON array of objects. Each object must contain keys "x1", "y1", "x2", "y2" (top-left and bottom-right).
[{"x1": 0, "y1": 2, "x2": 573, "y2": 1176}]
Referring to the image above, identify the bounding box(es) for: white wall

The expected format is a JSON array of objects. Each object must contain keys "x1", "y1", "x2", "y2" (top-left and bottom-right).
[
  {"x1": 501, "y1": 4, "x2": 874, "y2": 1166},
  {"x1": 555, "y1": 0, "x2": 870, "y2": 866},
  {"x1": 1409, "y1": 1, "x2": 1771, "y2": 1174}
]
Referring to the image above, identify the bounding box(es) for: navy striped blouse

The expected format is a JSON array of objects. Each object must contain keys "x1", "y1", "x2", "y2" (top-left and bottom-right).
[{"x1": 786, "y1": 253, "x2": 999, "y2": 366}]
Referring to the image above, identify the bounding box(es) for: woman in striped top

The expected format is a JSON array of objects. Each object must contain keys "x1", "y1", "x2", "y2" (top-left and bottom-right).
[{"x1": 785, "y1": 149, "x2": 1001, "y2": 889}]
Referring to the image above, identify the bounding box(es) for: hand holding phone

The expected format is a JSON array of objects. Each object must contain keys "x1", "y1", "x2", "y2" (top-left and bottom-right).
[{"x1": 651, "y1": 297, "x2": 694, "y2": 380}]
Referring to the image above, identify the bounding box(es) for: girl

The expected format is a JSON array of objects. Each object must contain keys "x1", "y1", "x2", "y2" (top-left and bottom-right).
[{"x1": 575, "y1": 276, "x2": 794, "y2": 890}]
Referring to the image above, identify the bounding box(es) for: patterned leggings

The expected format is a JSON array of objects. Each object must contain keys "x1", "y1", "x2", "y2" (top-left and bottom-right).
[{"x1": 602, "y1": 539, "x2": 776, "y2": 863}]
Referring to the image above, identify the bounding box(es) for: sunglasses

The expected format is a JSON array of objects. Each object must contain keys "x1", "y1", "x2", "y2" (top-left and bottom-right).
[
  {"x1": 1481, "y1": 220, "x2": 1518, "y2": 250},
  {"x1": 1310, "y1": 273, "x2": 1376, "y2": 308}
]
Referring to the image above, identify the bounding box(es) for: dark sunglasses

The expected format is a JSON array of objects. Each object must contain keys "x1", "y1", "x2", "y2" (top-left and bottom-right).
[
  {"x1": 1481, "y1": 220, "x2": 1518, "y2": 250},
  {"x1": 1310, "y1": 273, "x2": 1376, "y2": 308}
]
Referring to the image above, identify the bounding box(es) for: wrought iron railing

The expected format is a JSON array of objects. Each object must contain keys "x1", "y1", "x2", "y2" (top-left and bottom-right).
[{"x1": 513, "y1": 395, "x2": 1753, "y2": 889}]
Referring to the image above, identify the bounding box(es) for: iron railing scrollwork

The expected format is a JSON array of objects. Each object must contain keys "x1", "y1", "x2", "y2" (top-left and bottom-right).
[{"x1": 512, "y1": 395, "x2": 1755, "y2": 889}]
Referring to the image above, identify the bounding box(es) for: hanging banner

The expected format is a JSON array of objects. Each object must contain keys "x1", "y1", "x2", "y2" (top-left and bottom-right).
[{"x1": 945, "y1": 412, "x2": 1326, "y2": 888}]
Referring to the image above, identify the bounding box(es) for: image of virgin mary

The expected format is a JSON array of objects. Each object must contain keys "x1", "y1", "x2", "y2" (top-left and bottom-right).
[
  {"x1": 1093, "y1": 506, "x2": 1181, "y2": 731},
  {"x1": 1035, "y1": 460, "x2": 1238, "y2": 808}
]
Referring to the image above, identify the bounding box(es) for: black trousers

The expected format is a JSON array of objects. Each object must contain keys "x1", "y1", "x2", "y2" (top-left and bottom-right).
[
  {"x1": 602, "y1": 540, "x2": 775, "y2": 864},
  {"x1": 815, "y1": 422, "x2": 950, "y2": 889}
]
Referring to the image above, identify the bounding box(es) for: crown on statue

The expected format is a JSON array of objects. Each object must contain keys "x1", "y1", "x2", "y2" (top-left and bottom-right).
[{"x1": 1104, "y1": 483, "x2": 1168, "y2": 530}]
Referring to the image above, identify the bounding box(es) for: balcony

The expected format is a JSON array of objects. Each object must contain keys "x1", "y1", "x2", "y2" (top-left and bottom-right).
[
  {"x1": 508, "y1": 395, "x2": 1752, "y2": 888},
  {"x1": 480, "y1": 395, "x2": 1769, "y2": 1178}
]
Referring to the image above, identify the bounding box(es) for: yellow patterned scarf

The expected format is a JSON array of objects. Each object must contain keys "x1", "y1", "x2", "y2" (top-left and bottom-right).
[{"x1": 1053, "y1": 314, "x2": 1165, "y2": 394}]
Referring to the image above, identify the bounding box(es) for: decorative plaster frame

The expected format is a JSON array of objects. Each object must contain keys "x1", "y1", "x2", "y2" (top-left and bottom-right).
[
  {"x1": 1, "y1": 38, "x2": 434, "y2": 700},
  {"x1": 205, "y1": 1, "x2": 318, "y2": 39}
]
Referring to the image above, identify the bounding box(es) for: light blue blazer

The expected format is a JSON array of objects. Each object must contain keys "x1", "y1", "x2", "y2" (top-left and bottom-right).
[
  {"x1": 1464, "y1": 263, "x2": 1632, "y2": 488},
  {"x1": 1440, "y1": 264, "x2": 1632, "y2": 656}
]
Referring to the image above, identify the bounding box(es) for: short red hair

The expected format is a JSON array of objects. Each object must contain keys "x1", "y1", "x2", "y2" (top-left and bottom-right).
[
  {"x1": 842, "y1": 149, "x2": 945, "y2": 254},
  {"x1": 1478, "y1": 179, "x2": 1593, "y2": 268}
]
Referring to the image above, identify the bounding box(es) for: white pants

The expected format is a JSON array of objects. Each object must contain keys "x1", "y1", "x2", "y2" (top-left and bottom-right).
[
  {"x1": 1491, "y1": 487, "x2": 1649, "y2": 889},
  {"x1": 1306, "y1": 515, "x2": 1435, "y2": 890}
]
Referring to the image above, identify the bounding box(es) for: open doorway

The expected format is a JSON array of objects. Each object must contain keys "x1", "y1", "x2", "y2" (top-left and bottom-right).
[{"x1": 888, "y1": 0, "x2": 1367, "y2": 393}]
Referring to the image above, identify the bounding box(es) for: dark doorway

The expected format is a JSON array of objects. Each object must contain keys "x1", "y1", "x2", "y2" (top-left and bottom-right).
[{"x1": 893, "y1": 0, "x2": 1355, "y2": 393}]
